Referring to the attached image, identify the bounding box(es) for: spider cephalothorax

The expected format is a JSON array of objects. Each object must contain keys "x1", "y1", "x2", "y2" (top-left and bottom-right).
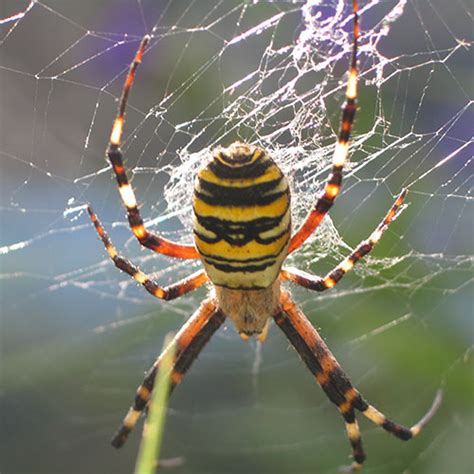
[{"x1": 88, "y1": 2, "x2": 441, "y2": 470}]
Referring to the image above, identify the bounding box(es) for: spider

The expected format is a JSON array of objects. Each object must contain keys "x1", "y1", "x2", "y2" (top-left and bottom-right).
[{"x1": 88, "y1": 1, "x2": 442, "y2": 470}]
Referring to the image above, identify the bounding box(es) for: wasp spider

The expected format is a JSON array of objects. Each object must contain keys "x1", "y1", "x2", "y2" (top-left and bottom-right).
[{"x1": 88, "y1": 1, "x2": 442, "y2": 470}]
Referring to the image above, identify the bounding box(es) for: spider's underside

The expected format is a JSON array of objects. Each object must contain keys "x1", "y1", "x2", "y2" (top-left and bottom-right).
[{"x1": 87, "y1": 1, "x2": 442, "y2": 471}]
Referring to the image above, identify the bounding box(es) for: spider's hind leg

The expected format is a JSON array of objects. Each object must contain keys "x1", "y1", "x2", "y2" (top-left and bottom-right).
[
  {"x1": 274, "y1": 291, "x2": 441, "y2": 470},
  {"x1": 273, "y1": 303, "x2": 366, "y2": 470},
  {"x1": 112, "y1": 299, "x2": 225, "y2": 448}
]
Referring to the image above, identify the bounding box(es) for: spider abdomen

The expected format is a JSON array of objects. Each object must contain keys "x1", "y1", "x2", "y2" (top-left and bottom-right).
[{"x1": 193, "y1": 142, "x2": 291, "y2": 289}]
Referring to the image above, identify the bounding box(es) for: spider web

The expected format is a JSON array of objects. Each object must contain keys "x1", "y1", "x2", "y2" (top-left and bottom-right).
[{"x1": 1, "y1": 1, "x2": 472, "y2": 473}]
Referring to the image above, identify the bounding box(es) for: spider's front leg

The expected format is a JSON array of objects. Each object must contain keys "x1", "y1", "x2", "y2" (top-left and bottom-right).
[
  {"x1": 106, "y1": 36, "x2": 199, "y2": 259},
  {"x1": 112, "y1": 299, "x2": 226, "y2": 448},
  {"x1": 281, "y1": 189, "x2": 406, "y2": 292},
  {"x1": 289, "y1": 0, "x2": 360, "y2": 254},
  {"x1": 274, "y1": 291, "x2": 442, "y2": 471}
]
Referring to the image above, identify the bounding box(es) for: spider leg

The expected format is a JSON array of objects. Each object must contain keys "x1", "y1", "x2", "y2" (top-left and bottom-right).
[
  {"x1": 88, "y1": 206, "x2": 207, "y2": 299},
  {"x1": 289, "y1": 0, "x2": 359, "y2": 254},
  {"x1": 282, "y1": 189, "x2": 406, "y2": 291},
  {"x1": 274, "y1": 291, "x2": 441, "y2": 471},
  {"x1": 275, "y1": 292, "x2": 365, "y2": 470},
  {"x1": 106, "y1": 36, "x2": 199, "y2": 259},
  {"x1": 112, "y1": 298, "x2": 225, "y2": 448}
]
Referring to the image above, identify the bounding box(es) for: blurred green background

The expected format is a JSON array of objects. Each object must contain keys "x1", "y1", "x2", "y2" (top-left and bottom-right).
[{"x1": 1, "y1": 1, "x2": 472, "y2": 473}]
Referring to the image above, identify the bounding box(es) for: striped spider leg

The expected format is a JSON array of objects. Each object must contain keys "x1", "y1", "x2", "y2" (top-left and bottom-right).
[
  {"x1": 289, "y1": 0, "x2": 360, "y2": 255},
  {"x1": 89, "y1": 205, "x2": 221, "y2": 447},
  {"x1": 88, "y1": 206, "x2": 207, "y2": 300},
  {"x1": 281, "y1": 188, "x2": 407, "y2": 291},
  {"x1": 275, "y1": 291, "x2": 443, "y2": 471},
  {"x1": 105, "y1": 35, "x2": 199, "y2": 259},
  {"x1": 111, "y1": 298, "x2": 226, "y2": 448}
]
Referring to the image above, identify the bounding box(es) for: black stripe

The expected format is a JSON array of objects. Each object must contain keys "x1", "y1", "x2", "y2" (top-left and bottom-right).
[
  {"x1": 205, "y1": 259, "x2": 278, "y2": 274},
  {"x1": 196, "y1": 176, "x2": 286, "y2": 208},
  {"x1": 315, "y1": 196, "x2": 332, "y2": 213},
  {"x1": 194, "y1": 226, "x2": 289, "y2": 246},
  {"x1": 195, "y1": 189, "x2": 287, "y2": 208},
  {"x1": 351, "y1": 437, "x2": 365, "y2": 464},
  {"x1": 352, "y1": 395, "x2": 369, "y2": 412},
  {"x1": 194, "y1": 205, "x2": 289, "y2": 242},
  {"x1": 126, "y1": 207, "x2": 144, "y2": 228},
  {"x1": 342, "y1": 409, "x2": 356, "y2": 423},
  {"x1": 382, "y1": 419, "x2": 412, "y2": 440},
  {"x1": 108, "y1": 147, "x2": 128, "y2": 186},
  {"x1": 355, "y1": 242, "x2": 372, "y2": 257},
  {"x1": 194, "y1": 219, "x2": 289, "y2": 246},
  {"x1": 329, "y1": 268, "x2": 345, "y2": 283},
  {"x1": 111, "y1": 425, "x2": 132, "y2": 449},
  {"x1": 204, "y1": 255, "x2": 277, "y2": 268},
  {"x1": 216, "y1": 150, "x2": 256, "y2": 165},
  {"x1": 339, "y1": 98, "x2": 356, "y2": 142},
  {"x1": 327, "y1": 169, "x2": 342, "y2": 187},
  {"x1": 208, "y1": 156, "x2": 273, "y2": 180},
  {"x1": 196, "y1": 247, "x2": 285, "y2": 264}
]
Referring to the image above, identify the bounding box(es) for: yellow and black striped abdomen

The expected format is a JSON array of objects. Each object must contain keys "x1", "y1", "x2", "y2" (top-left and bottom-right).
[{"x1": 193, "y1": 142, "x2": 291, "y2": 289}]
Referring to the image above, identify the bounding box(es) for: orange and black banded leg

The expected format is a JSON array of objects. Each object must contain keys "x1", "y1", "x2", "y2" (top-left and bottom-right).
[
  {"x1": 289, "y1": 0, "x2": 359, "y2": 254},
  {"x1": 112, "y1": 298, "x2": 225, "y2": 448},
  {"x1": 88, "y1": 206, "x2": 207, "y2": 299},
  {"x1": 282, "y1": 189, "x2": 407, "y2": 291},
  {"x1": 275, "y1": 291, "x2": 366, "y2": 470},
  {"x1": 107, "y1": 35, "x2": 198, "y2": 259},
  {"x1": 275, "y1": 291, "x2": 442, "y2": 471}
]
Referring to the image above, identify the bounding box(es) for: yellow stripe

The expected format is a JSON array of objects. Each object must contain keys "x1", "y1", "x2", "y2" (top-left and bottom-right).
[
  {"x1": 363, "y1": 405, "x2": 385, "y2": 425},
  {"x1": 119, "y1": 184, "x2": 137, "y2": 208},
  {"x1": 110, "y1": 117, "x2": 124, "y2": 145},
  {"x1": 346, "y1": 421, "x2": 361, "y2": 441},
  {"x1": 123, "y1": 408, "x2": 141, "y2": 428},
  {"x1": 133, "y1": 271, "x2": 147, "y2": 284},
  {"x1": 333, "y1": 140, "x2": 349, "y2": 167},
  {"x1": 258, "y1": 209, "x2": 290, "y2": 240},
  {"x1": 193, "y1": 193, "x2": 288, "y2": 221},
  {"x1": 205, "y1": 262, "x2": 285, "y2": 289},
  {"x1": 195, "y1": 231, "x2": 289, "y2": 260},
  {"x1": 347, "y1": 68, "x2": 357, "y2": 100},
  {"x1": 340, "y1": 258, "x2": 354, "y2": 272},
  {"x1": 205, "y1": 256, "x2": 277, "y2": 268}
]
